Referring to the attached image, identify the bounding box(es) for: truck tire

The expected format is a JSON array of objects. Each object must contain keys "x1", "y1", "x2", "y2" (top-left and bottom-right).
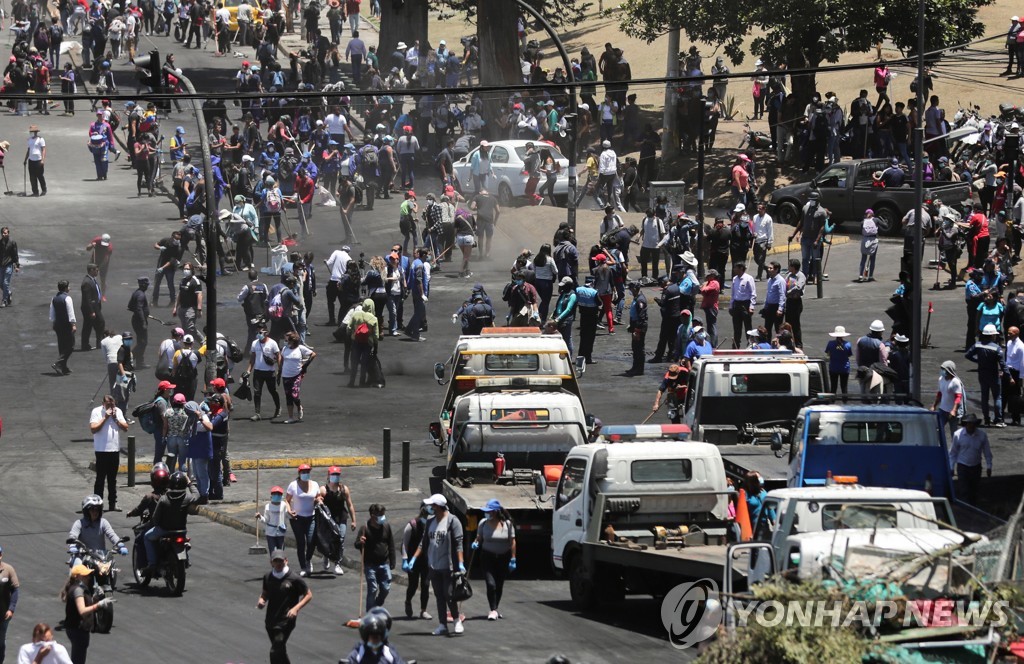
[
  {"x1": 776, "y1": 201, "x2": 800, "y2": 228},
  {"x1": 568, "y1": 555, "x2": 599, "y2": 611},
  {"x1": 874, "y1": 205, "x2": 900, "y2": 236}
]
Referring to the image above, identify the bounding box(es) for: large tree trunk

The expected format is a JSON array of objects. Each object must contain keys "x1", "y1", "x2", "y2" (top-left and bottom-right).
[
  {"x1": 379, "y1": 0, "x2": 429, "y2": 63},
  {"x1": 476, "y1": 0, "x2": 521, "y2": 139}
]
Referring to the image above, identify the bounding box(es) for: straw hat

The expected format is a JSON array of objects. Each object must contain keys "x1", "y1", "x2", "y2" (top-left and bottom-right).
[{"x1": 828, "y1": 325, "x2": 849, "y2": 337}]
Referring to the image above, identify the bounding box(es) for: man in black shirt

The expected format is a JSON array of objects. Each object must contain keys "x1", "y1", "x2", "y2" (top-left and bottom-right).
[
  {"x1": 153, "y1": 230, "x2": 184, "y2": 307},
  {"x1": 128, "y1": 277, "x2": 150, "y2": 365},
  {"x1": 651, "y1": 275, "x2": 681, "y2": 363},
  {"x1": 80, "y1": 264, "x2": 104, "y2": 351},
  {"x1": 172, "y1": 262, "x2": 203, "y2": 342},
  {"x1": 355, "y1": 504, "x2": 396, "y2": 613},
  {"x1": 707, "y1": 217, "x2": 731, "y2": 280},
  {"x1": 257, "y1": 550, "x2": 313, "y2": 664}
]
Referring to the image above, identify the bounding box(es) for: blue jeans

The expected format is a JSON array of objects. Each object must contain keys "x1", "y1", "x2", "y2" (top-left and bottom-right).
[
  {"x1": 365, "y1": 563, "x2": 392, "y2": 611},
  {"x1": 0, "y1": 614, "x2": 9, "y2": 664},
  {"x1": 155, "y1": 267, "x2": 176, "y2": 305},
  {"x1": 399, "y1": 153, "x2": 415, "y2": 187},
  {"x1": 979, "y1": 374, "x2": 1003, "y2": 423},
  {"x1": 153, "y1": 431, "x2": 166, "y2": 464},
  {"x1": 407, "y1": 293, "x2": 426, "y2": 339},
  {"x1": 387, "y1": 293, "x2": 402, "y2": 333},
  {"x1": 1, "y1": 264, "x2": 13, "y2": 303},
  {"x1": 144, "y1": 525, "x2": 168, "y2": 567},
  {"x1": 702, "y1": 307, "x2": 719, "y2": 347},
  {"x1": 165, "y1": 435, "x2": 187, "y2": 471},
  {"x1": 290, "y1": 515, "x2": 315, "y2": 570},
  {"x1": 801, "y1": 238, "x2": 818, "y2": 279},
  {"x1": 559, "y1": 319, "x2": 575, "y2": 358},
  {"x1": 92, "y1": 145, "x2": 109, "y2": 178},
  {"x1": 191, "y1": 457, "x2": 210, "y2": 497},
  {"x1": 266, "y1": 535, "x2": 285, "y2": 560}
]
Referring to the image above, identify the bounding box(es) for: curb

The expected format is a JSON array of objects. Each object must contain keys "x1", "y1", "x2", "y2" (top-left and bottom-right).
[
  {"x1": 92, "y1": 455, "x2": 377, "y2": 474},
  {"x1": 195, "y1": 501, "x2": 409, "y2": 586}
]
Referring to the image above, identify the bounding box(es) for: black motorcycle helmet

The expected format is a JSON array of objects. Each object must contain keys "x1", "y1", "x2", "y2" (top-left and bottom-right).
[
  {"x1": 150, "y1": 462, "x2": 170, "y2": 493},
  {"x1": 168, "y1": 471, "x2": 189, "y2": 497},
  {"x1": 359, "y1": 609, "x2": 390, "y2": 643}
]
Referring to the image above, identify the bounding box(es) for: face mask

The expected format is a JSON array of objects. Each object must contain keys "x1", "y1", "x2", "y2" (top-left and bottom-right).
[
  {"x1": 257, "y1": 332, "x2": 266, "y2": 341},
  {"x1": 271, "y1": 495, "x2": 282, "y2": 504},
  {"x1": 329, "y1": 474, "x2": 341, "y2": 483},
  {"x1": 183, "y1": 269, "x2": 193, "y2": 278},
  {"x1": 376, "y1": 515, "x2": 386, "y2": 524},
  {"x1": 125, "y1": 340, "x2": 134, "y2": 347},
  {"x1": 271, "y1": 565, "x2": 289, "y2": 579},
  {"x1": 425, "y1": 506, "x2": 434, "y2": 516},
  {"x1": 299, "y1": 473, "x2": 311, "y2": 481},
  {"x1": 367, "y1": 641, "x2": 383, "y2": 653}
]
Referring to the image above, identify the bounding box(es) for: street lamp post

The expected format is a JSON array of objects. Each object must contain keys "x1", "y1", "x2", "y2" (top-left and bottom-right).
[{"x1": 514, "y1": 0, "x2": 578, "y2": 232}]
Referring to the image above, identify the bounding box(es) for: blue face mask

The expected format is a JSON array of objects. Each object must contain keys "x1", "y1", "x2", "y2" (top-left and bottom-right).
[
  {"x1": 376, "y1": 515, "x2": 386, "y2": 524},
  {"x1": 329, "y1": 474, "x2": 341, "y2": 483},
  {"x1": 425, "y1": 506, "x2": 434, "y2": 516},
  {"x1": 299, "y1": 473, "x2": 310, "y2": 481},
  {"x1": 367, "y1": 641, "x2": 383, "y2": 653},
  {"x1": 124, "y1": 340, "x2": 134, "y2": 347},
  {"x1": 271, "y1": 495, "x2": 282, "y2": 504}
]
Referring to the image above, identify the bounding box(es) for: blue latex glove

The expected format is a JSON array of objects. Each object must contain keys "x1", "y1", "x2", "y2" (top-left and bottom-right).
[
  {"x1": 409, "y1": 556, "x2": 417, "y2": 569},
  {"x1": 401, "y1": 560, "x2": 411, "y2": 572},
  {"x1": 508, "y1": 558, "x2": 517, "y2": 572},
  {"x1": 458, "y1": 562, "x2": 466, "y2": 574},
  {"x1": 471, "y1": 540, "x2": 480, "y2": 550},
  {"x1": 68, "y1": 545, "x2": 79, "y2": 555},
  {"x1": 118, "y1": 546, "x2": 129, "y2": 556}
]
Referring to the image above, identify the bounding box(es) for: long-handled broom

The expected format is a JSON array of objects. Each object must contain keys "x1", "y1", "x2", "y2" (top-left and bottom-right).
[
  {"x1": 344, "y1": 547, "x2": 366, "y2": 628},
  {"x1": 249, "y1": 461, "x2": 268, "y2": 555}
]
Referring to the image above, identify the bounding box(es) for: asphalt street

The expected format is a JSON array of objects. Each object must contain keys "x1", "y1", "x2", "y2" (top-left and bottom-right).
[{"x1": 1, "y1": 20, "x2": 1022, "y2": 663}]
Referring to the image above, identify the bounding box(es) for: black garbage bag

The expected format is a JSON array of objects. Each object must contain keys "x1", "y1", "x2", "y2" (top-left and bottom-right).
[{"x1": 313, "y1": 503, "x2": 341, "y2": 561}]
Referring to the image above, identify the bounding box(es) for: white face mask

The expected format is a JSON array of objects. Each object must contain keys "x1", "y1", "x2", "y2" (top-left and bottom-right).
[{"x1": 271, "y1": 564, "x2": 289, "y2": 579}]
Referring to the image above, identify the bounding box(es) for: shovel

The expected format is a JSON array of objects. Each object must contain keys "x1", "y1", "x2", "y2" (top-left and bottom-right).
[
  {"x1": 1, "y1": 166, "x2": 13, "y2": 195},
  {"x1": 249, "y1": 460, "x2": 268, "y2": 555}
]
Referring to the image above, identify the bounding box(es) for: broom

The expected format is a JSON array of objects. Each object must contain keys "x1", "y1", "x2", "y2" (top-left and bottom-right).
[
  {"x1": 249, "y1": 461, "x2": 268, "y2": 555},
  {"x1": 344, "y1": 546, "x2": 365, "y2": 628}
]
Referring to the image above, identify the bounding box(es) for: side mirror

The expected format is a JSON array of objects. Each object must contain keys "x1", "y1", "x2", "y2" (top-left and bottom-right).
[
  {"x1": 433, "y1": 362, "x2": 445, "y2": 383},
  {"x1": 770, "y1": 432, "x2": 784, "y2": 452},
  {"x1": 428, "y1": 422, "x2": 442, "y2": 446},
  {"x1": 534, "y1": 473, "x2": 547, "y2": 496}
]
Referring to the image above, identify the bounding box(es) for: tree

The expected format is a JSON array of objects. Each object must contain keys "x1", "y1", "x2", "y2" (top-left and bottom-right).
[
  {"x1": 620, "y1": 0, "x2": 990, "y2": 105},
  {"x1": 379, "y1": 0, "x2": 430, "y2": 65}
]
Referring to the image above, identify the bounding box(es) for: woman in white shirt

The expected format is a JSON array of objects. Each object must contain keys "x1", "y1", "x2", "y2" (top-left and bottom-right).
[
  {"x1": 279, "y1": 331, "x2": 315, "y2": 424},
  {"x1": 285, "y1": 463, "x2": 321, "y2": 576},
  {"x1": 858, "y1": 209, "x2": 880, "y2": 282},
  {"x1": 532, "y1": 243, "x2": 558, "y2": 322}
]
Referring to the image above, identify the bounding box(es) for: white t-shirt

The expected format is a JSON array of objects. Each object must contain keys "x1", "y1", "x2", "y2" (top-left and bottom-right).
[
  {"x1": 287, "y1": 479, "x2": 320, "y2": 517},
  {"x1": 324, "y1": 113, "x2": 348, "y2": 136},
  {"x1": 326, "y1": 250, "x2": 353, "y2": 281},
  {"x1": 215, "y1": 7, "x2": 230, "y2": 25},
  {"x1": 281, "y1": 344, "x2": 312, "y2": 378},
  {"x1": 251, "y1": 338, "x2": 281, "y2": 372},
  {"x1": 938, "y1": 375, "x2": 964, "y2": 414},
  {"x1": 158, "y1": 338, "x2": 179, "y2": 371},
  {"x1": 101, "y1": 335, "x2": 123, "y2": 364},
  {"x1": 17, "y1": 641, "x2": 74, "y2": 664},
  {"x1": 27, "y1": 136, "x2": 45, "y2": 161},
  {"x1": 90, "y1": 405, "x2": 127, "y2": 453}
]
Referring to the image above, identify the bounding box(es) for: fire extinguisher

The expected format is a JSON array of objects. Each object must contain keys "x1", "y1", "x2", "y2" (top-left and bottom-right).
[{"x1": 494, "y1": 452, "x2": 506, "y2": 477}]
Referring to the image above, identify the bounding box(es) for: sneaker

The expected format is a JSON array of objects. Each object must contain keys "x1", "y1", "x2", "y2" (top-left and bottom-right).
[
  {"x1": 454, "y1": 620, "x2": 464, "y2": 634},
  {"x1": 420, "y1": 610, "x2": 432, "y2": 620},
  {"x1": 432, "y1": 625, "x2": 449, "y2": 636},
  {"x1": 52, "y1": 362, "x2": 63, "y2": 375},
  {"x1": 323, "y1": 556, "x2": 331, "y2": 571},
  {"x1": 249, "y1": 414, "x2": 261, "y2": 421},
  {"x1": 299, "y1": 569, "x2": 308, "y2": 577},
  {"x1": 995, "y1": 421, "x2": 1007, "y2": 428},
  {"x1": 229, "y1": 473, "x2": 237, "y2": 483},
  {"x1": 334, "y1": 564, "x2": 345, "y2": 574},
  {"x1": 282, "y1": 419, "x2": 296, "y2": 424},
  {"x1": 487, "y1": 610, "x2": 498, "y2": 621}
]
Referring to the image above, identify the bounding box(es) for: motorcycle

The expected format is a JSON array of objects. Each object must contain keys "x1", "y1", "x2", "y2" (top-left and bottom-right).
[
  {"x1": 131, "y1": 522, "x2": 191, "y2": 596},
  {"x1": 738, "y1": 123, "x2": 774, "y2": 151},
  {"x1": 66, "y1": 536, "x2": 129, "y2": 633}
]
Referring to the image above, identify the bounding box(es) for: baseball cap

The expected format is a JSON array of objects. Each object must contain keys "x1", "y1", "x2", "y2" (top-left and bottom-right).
[
  {"x1": 71, "y1": 564, "x2": 94, "y2": 577},
  {"x1": 210, "y1": 377, "x2": 226, "y2": 389},
  {"x1": 328, "y1": 466, "x2": 342, "y2": 475},
  {"x1": 157, "y1": 380, "x2": 177, "y2": 390},
  {"x1": 173, "y1": 393, "x2": 187, "y2": 404},
  {"x1": 183, "y1": 334, "x2": 195, "y2": 344},
  {"x1": 298, "y1": 463, "x2": 312, "y2": 472},
  {"x1": 423, "y1": 493, "x2": 447, "y2": 507},
  {"x1": 271, "y1": 550, "x2": 286, "y2": 562},
  {"x1": 483, "y1": 499, "x2": 502, "y2": 512},
  {"x1": 270, "y1": 485, "x2": 284, "y2": 494}
]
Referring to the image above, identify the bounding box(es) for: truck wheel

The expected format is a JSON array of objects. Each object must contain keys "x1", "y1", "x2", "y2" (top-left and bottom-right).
[
  {"x1": 776, "y1": 201, "x2": 799, "y2": 227},
  {"x1": 874, "y1": 206, "x2": 899, "y2": 236},
  {"x1": 568, "y1": 556, "x2": 599, "y2": 611}
]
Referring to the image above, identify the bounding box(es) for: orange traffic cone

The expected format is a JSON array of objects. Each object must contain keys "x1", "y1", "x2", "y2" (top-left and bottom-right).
[{"x1": 736, "y1": 488, "x2": 753, "y2": 542}]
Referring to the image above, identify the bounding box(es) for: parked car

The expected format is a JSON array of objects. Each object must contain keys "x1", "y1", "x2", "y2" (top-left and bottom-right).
[{"x1": 452, "y1": 139, "x2": 571, "y2": 207}]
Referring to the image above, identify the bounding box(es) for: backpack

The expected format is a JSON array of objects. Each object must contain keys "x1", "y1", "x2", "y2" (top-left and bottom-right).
[
  {"x1": 173, "y1": 351, "x2": 198, "y2": 382},
  {"x1": 107, "y1": 111, "x2": 120, "y2": 131},
  {"x1": 361, "y1": 145, "x2": 378, "y2": 167},
  {"x1": 352, "y1": 321, "x2": 371, "y2": 343},
  {"x1": 226, "y1": 337, "x2": 245, "y2": 363},
  {"x1": 267, "y1": 292, "x2": 284, "y2": 319},
  {"x1": 139, "y1": 115, "x2": 157, "y2": 134},
  {"x1": 265, "y1": 188, "x2": 283, "y2": 213},
  {"x1": 132, "y1": 399, "x2": 161, "y2": 434}
]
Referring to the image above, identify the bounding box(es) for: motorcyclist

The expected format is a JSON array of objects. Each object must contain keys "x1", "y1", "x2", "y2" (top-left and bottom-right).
[
  {"x1": 343, "y1": 608, "x2": 409, "y2": 664},
  {"x1": 127, "y1": 462, "x2": 171, "y2": 524},
  {"x1": 68, "y1": 494, "x2": 128, "y2": 566},
  {"x1": 142, "y1": 471, "x2": 200, "y2": 573}
]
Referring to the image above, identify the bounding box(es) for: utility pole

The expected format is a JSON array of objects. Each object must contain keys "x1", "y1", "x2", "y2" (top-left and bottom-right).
[
  {"x1": 661, "y1": 28, "x2": 680, "y2": 167},
  {"x1": 696, "y1": 95, "x2": 707, "y2": 277},
  {"x1": 911, "y1": 0, "x2": 925, "y2": 401}
]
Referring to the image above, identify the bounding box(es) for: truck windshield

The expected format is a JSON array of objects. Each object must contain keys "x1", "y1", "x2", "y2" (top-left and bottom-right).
[
  {"x1": 489, "y1": 408, "x2": 550, "y2": 428},
  {"x1": 556, "y1": 458, "x2": 587, "y2": 509},
  {"x1": 809, "y1": 414, "x2": 940, "y2": 446},
  {"x1": 730, "y1": 374, "x2": 792, "y2": 394},
  {"x1": 484, "y1": 354, "x2": 540, "y2": 372},
  {"x1": 841, "y1": 422, "x2": 903, "y2": 443},
  {"x1": 821, "y1": 504, "x2": 898, "y2": 530},
  {"x1": 631, "y1": 459, "x2": 692, "y2": 483}
]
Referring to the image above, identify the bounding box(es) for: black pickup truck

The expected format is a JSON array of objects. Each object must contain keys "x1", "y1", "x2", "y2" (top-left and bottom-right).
[{"x1": 768, "y1": 159, "x2": 971, "y2": 235}]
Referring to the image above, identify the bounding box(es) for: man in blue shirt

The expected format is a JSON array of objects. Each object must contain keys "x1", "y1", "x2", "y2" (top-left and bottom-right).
[
  {"x1": 762, "y1": 261, "x2": 786, "y2": 335},
  {"x1": 729, "y1": 262, "x2": 757, "y2": 349},
  {"x1": 966, "y1": 323, "x2": 1006, "y2": 427},
  {"x1": 551, "y1": 277, "x2": 578, "y2": 359},
  {"x1": 406, "y1": 248, "x2": 430, "y2": 342},
  {"x1": 625, "y1": 281, "x2": 648, "y2": 376},
  {"x1": 575, "y1": 276, "x2": 600, "y2": 370},
  {"x1": 684, "y1": 326, "x2": 714, "y2": 363},
  {"x1": 964, "y1": 269, "x2": 984, "y2": 351}
]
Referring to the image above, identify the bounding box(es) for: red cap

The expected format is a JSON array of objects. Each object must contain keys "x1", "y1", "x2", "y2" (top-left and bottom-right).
[
  {"x1": 270, "y1": 486, "x2": 284, "y2": 494},
  {"x1": 403, "y1": 125, "x2": 413, "y2": 133},
  {"x1": 738, "y1": 154, "x2": 751, "y2": 162},
  {"x1": 407, "y1": 190, "x2": 416, "y2": 198},
  {"x1": 298, "y1": 463, "x2": 312, "y2": 472},
  {"x1": 328, "y1": 466, "x2": 342, "y2": 475},
  {"x1": 210, "y1": 378, "x2": 226, "y2": 389},
  {"x1": 594, "y1": 254, "x2": 607, "y2": 262},
  {"x1": 242, "y1": 60, "x2": 250, "y2": 66},
  {"x1": 157, "y1": 380, "x2": 177, "y2": 390}
]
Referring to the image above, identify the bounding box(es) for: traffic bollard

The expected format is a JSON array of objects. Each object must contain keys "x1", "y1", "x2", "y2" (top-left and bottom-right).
[
  {"x1": 402, "y1": 441, "x2": 410, "y2": 491},
  {"x1": 127, "y1": 436, "x2": 136, "y2": 487},
  {"x1": 383, "y1": 428, "x2": 391, "y2": 479}
]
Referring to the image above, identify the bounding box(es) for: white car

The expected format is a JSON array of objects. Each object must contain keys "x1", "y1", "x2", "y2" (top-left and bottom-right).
[{"x1": 451, "y1": 139, "x2": 571, "y2": 207}]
